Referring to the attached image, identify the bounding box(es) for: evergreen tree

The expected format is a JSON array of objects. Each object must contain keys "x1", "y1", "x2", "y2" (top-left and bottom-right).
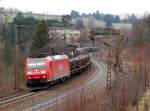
[
  {"x1": 13, "y1": 12, "x2": 25, "y2": 25},
  {"x1": 76, "y1": 18, "x2": 84, "y2": 29},
  {"x1": 3, "y1": 41, "x2": 14, "y2": 67},
  {"x1": 61, "y1": 15, "x2": 72, "y2": 27},
  {"x1": 30, "y1": 20, "x2": 49, "y2": 57},
  {"x1": 71, "y1": 10, "x2": 80, "y2": 19}
]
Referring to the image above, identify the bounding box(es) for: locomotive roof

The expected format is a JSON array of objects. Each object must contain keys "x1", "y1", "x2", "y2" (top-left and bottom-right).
[
  {"x1": 47, "y1": 55, "x2": 68, "y2": 61},
  {"x1": 27, "y1": 55, "x2": 68, "y2": 61},
  {"x1": 27, "y1": 58, "x2": 45, "y2": 62}
]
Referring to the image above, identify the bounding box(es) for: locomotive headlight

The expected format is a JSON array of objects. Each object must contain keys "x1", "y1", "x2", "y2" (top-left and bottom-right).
[
  {"x1": 27, "y1": 71, "x2": 32, "y2": 75},
  {"x1": 28, "y1": 76, "x2": 31, "y2": 79},
  {"x1": 41, "y1": 70, "x2": 46, "y2": 74}
]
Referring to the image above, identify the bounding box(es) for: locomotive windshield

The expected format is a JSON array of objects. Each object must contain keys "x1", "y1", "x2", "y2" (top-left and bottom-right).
[{"x1": 27, "y1": 59, "x2": 45, "y2": 69}]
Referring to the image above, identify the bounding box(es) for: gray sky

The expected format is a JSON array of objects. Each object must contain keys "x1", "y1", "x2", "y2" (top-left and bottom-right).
[{"x1": 0, "y1": 0, "x2": 150, "y2": 15}]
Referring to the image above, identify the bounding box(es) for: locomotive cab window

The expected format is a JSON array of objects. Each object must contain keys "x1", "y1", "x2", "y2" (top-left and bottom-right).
[
  {"x1": 27, "y1": 63, "x2": 37, "y2": 69},
  {"x1": 27, "y1": 59, "x2": 46, "y2": 69},
  {"x1": 36, "y1": 61, "x2": 46, "y2": 68}
]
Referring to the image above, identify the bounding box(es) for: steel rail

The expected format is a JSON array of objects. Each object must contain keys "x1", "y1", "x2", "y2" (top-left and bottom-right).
[
  {"x1": 19, "y1": 57, "x2": 107, "y2": 111},
  {"x1": 0, "y1": 61, "x2": 92, "y2": 107}
]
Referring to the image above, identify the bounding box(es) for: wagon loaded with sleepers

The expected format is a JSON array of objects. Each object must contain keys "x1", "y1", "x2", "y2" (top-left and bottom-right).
[{"x1": 69, "y1": 55, "x2": 91, "y2": 75}]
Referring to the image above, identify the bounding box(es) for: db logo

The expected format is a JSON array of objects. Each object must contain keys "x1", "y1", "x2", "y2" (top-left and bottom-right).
[
  {"x1": 35, "y1": 69, "x2": 39, "y2": 72},
  {"x1": 59, "y1": 64, "x2": 63, "y2": 71}
]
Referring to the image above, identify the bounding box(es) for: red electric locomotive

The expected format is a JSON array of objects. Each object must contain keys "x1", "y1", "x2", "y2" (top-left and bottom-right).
[{"x1": 25, "y1": 55, "x2": 70, "y2": 87}]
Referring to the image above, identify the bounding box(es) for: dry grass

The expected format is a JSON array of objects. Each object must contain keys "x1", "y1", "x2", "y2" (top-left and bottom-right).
[
  {"x1": 44, "y1": 80, "x2": 110, "y2": 111},
  {"x1": 123, "y1": 44, "x2": 150, "y2": 111}
]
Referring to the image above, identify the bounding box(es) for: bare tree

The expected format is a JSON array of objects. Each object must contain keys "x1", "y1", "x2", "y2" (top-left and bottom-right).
[{"x1": 87, "y1": 15, "x2": 95, "y2": 29}]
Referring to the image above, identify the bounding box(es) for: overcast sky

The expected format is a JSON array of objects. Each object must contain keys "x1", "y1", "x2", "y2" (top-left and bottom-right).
[{"x1": 0, "y1": 0, "x2": 150, "y2": 15}]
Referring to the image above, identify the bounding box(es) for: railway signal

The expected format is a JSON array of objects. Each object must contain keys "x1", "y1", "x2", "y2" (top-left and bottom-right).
[
  {"x1": 106, "y1": 47, "x2": 112, "y2": 89},
  {"x1": 89, "y1": 28, "x2": 121, "y2": 90},
  {"x1": 89, "y1": 28, "x2": 125, "y2": 111}
]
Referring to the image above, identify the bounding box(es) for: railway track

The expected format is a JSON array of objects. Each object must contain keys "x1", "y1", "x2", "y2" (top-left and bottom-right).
[
  {"x1": 0, "y1": 57, "x2": 106, "y2": 111},
  {"x1": 0, "y1": 91, "x2": 33, "y2": 106},
  {"x1": 0, "y1": 61, "x2": 91, "y2": 109},
  {"x1": 0, "y1": 87, "x2": 53, "y2": 106}
]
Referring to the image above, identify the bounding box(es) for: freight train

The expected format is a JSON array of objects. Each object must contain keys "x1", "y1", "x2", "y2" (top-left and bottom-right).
[{"x1": 25, "y1": 54, "x2": 91, "y2": 87}]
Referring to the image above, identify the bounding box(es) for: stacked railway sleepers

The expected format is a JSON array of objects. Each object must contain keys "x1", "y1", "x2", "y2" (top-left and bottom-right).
[{"x1": 70, "y1": 54, "x2": 91, "y2": 75}]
